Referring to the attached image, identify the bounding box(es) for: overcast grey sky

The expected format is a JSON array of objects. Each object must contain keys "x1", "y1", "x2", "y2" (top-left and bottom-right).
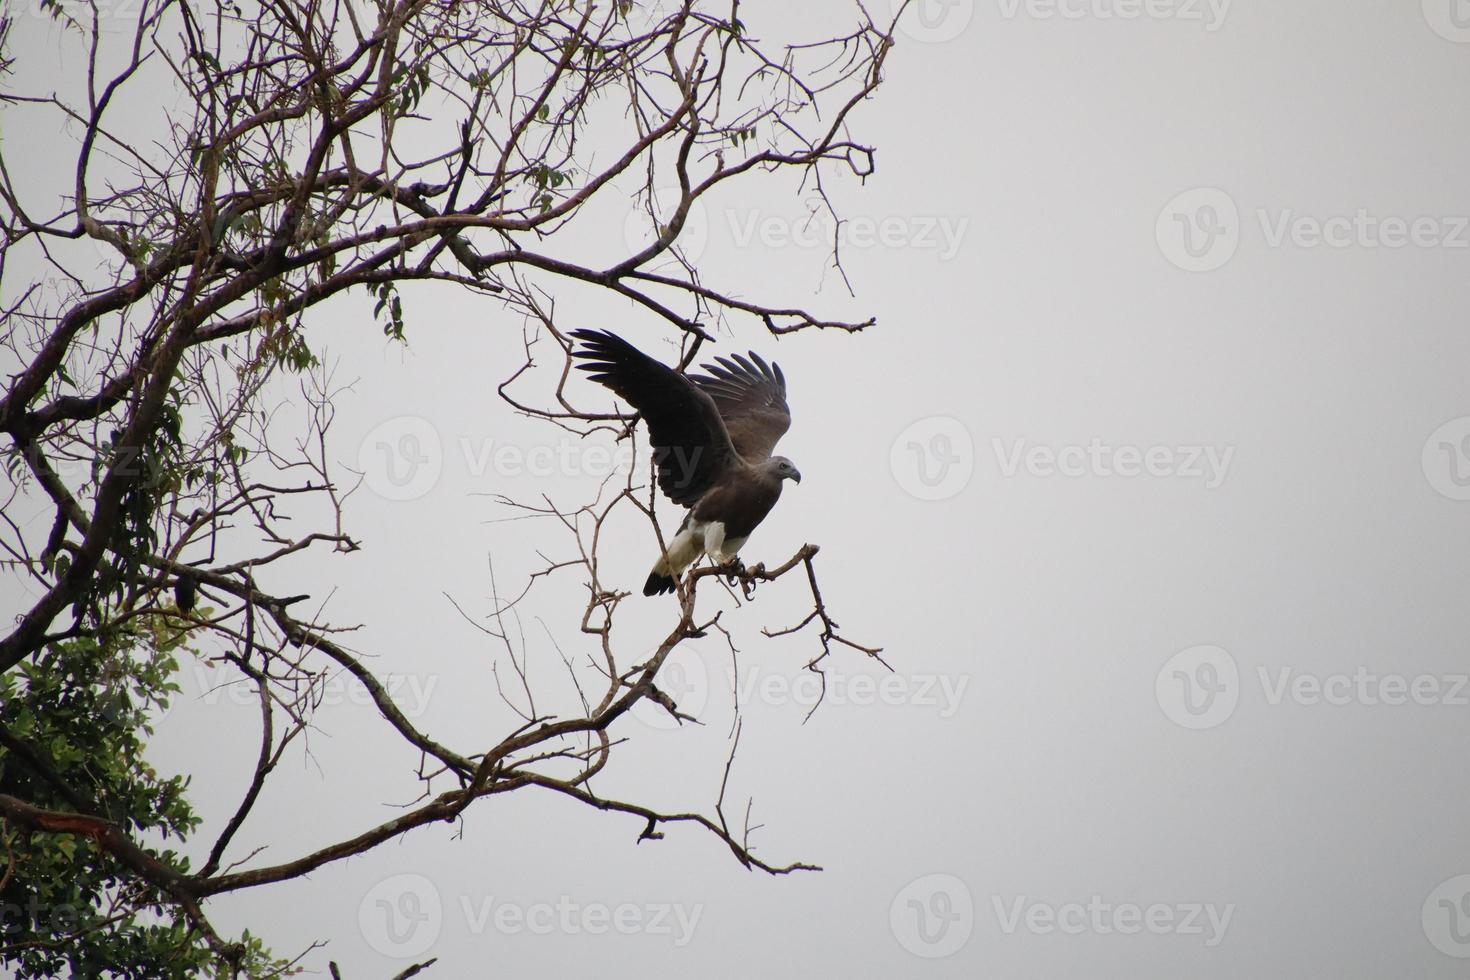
[{"x1": 6, "y1": 0, "x2": 1470, "y2": 976}]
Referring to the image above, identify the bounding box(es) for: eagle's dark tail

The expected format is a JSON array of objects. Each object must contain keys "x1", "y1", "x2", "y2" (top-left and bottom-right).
[
  {"x1": 643, "y1": 513, "x2": 691, "y2": 596},
  {"x1": 643, "y1": 572, "x2": 677, "y2": 597}
]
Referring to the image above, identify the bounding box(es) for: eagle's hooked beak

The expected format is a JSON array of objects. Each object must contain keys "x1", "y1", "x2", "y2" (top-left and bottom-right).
[{"x1": 790, "y1": 468, "x2": 802, "y2": 484}]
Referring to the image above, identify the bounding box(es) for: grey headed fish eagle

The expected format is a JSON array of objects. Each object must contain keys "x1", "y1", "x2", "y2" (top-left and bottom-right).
[{"x1": 570, "y1": 329, "x2": 801, "y2": 596}]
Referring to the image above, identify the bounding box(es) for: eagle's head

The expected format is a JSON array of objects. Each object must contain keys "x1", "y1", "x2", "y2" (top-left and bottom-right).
[{"x1": 768, "y1": 456, "x2": 802, "y2": 484}]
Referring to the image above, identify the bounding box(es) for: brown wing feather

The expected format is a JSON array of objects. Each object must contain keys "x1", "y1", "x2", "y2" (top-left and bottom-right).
[
  {"x1": 691, "y1": 351, "x2": 791, "y2": 462},
  {"x1": 570, "y1": 329, "x2": 737, "y2": 506}
]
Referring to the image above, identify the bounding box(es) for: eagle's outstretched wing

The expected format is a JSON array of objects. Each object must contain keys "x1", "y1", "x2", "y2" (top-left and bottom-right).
[
  {"x1": 691, "y1": 352, "x2": 790, "y2": 463},
  {"x1": 570, "y1": 329, "x2": 737, "y2": 505}
]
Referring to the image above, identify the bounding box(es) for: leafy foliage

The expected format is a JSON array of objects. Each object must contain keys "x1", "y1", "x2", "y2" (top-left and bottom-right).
[{"x1": 0, "y1": 633, "x2": 282, "y2": 978}]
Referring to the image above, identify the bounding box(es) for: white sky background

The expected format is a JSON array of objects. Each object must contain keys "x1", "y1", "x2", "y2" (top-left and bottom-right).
[{"x1": 5, "y1": 0, "x2": 1470, "y2": 976}]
